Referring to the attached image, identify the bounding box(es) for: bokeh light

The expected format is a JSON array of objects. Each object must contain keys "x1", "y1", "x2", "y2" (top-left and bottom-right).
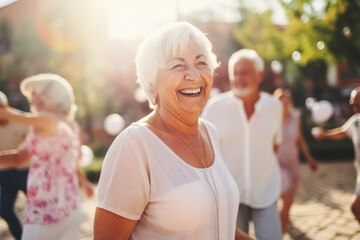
[
  {"x1": 292, "y1": 51, "x2": 301, "y2": 62},
  {"x1": 104, "y1": 114, "x2": 125, "y2": 136},
  {"x1": 301, "y1": 15, "x2": 309, "y2": 23},
  {"x1": 80, "y1": 145, "x2": 94, "y2": 167},
  {"x1": 342, "y1": 26, "x2": 351, "y2": 37},
  {"x1": 134, "y1": 87, "x2": 147, "y2": 103},
  {"x1": 311, "y1": 100, "x2": 334, "y2": 124},
  {"x1": 317, "y1": 41, "x2": 325, "y2": 50},
  {"x1": 305, "y1": 97, "x2": 316, "y2": 109},
  {"x1": 271, "y1": 60, "x2": 283, "y2": 74}
]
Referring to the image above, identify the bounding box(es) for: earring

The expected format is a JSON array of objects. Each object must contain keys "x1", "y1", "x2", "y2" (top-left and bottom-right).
[{"x1": 152, "y1": 96, "x2": 158, "y2": 105}]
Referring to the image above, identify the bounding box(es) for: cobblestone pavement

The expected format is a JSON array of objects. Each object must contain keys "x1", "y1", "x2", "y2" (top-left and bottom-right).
[{"x1": 1, "y1": 161, "x2": 360, "y2": 240}]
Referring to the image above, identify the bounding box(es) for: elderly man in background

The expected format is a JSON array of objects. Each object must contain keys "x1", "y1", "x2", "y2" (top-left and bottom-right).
[
  {"x1": 202, "y1": 49, "x2": 283, "y2": 240},
  {"x1": 0, "y1": 91, "x2": 29, "y2": 240}
]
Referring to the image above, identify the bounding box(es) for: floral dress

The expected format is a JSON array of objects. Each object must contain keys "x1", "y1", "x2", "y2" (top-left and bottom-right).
[
  {"x1": 278, "y1": 113, "x2": 301, "y2": 194},
  {"x1": 21, "y1": 122, "x2": 81, "y2": 224}
]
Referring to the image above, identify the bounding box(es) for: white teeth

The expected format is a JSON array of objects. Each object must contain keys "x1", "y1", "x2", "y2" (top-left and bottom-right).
[{"x1": 179, "y1": 88, "x2": 201, "y2": 95}]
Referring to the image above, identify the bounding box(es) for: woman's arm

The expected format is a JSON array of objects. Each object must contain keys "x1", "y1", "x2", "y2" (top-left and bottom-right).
[
  {"x1": 0, "y1": 107, "x2": 57, "y2": 132},
  {"x1": 235, "y1": 227, "x2": 254, "y2": 240},
  {"x1": 77, "y1": 169, "x2": 94, "y2": 197},
  {"x1": 298, "y1": 123, "x2": 318, "y2": 172},
  {"x1": 311, "y1": 126, "x2": 348, "y2": 141},
  {"x1": 94, "y1": 207, "x2": 138, "y2": 240},
  {"x1": 0, "y1": 148, "x2": 29, "y2": 168}
]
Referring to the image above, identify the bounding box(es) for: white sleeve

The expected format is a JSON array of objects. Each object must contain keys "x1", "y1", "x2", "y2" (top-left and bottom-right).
[
  {"x1": 201, "y1": 99, "x2": 217, "y2": 122},
  {"x1": 201, "y1": 119, "x2": 220, "y2": 146},
  {"x1": 96, "y1": 126, "x2": 150, "y2": 220},
  {"x1": 342, "y1": 115, "x2": 357, "y2": 137}
]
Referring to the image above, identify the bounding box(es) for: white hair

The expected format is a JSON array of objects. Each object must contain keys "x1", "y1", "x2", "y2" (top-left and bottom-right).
[
  {"x1": 0, "y1": 91, "x2": 8, "y2": 106},
  {"x1": 20, "y1": 73, "x2": 77, "y2": 119},
  {"x1": 351, "y1": 87, "x2": 360, "y2": 98},
  {"x1": 135, "y1": 21, "x2": 219, "y2": 109},
  {"x1": 228, "y1": 49, "x2": 264, "y2": 81}
]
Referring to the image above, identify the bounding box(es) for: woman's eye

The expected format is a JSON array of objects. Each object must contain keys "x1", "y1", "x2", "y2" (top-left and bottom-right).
[
  {"x1": 171, "y1": 64, "x2": 185, "y2": 69},
  {"x1": 197, "y1": 61, "x2": 208, "y2": 66}
]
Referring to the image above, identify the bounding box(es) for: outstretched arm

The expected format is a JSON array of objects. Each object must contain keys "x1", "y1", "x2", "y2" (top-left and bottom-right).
[
  {"x1": 0, "y1": 107, "x2": 57, "y2": 131},
  {"x1": 0, "y1": 148, "x2": 29, "y2": 168},
  {"x1": 298, "y1": 123, "x2": 318, "y2": 172},
  {"x1": 311, "y1": 126, "x2": 348, "y2": 141}
]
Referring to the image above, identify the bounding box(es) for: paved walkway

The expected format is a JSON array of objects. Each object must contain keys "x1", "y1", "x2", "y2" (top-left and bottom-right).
[{"x1": 1, "y1": 161, "x2": 360, "y2": 239}]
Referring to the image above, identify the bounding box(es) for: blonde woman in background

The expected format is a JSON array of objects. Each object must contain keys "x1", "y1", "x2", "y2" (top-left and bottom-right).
[
  {"x1": 273, "y1": 88, "x2": 318, "y2": 234},
  {"x1": 0, "y1": 74, "x2": 93, "y2": 240}
]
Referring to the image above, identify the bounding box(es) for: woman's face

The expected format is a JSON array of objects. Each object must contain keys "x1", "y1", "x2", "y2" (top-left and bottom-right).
[
  {"x1": 155, "y1": 42, "x2": 212, "y2": 116},
  {"x1": 30, "y1": 89, "x2": 48, "y2": 113},
  {"x1": 350, "y1": 90, "x2": 360, "y2": 113},
  {"x1": 280, "y1": 94, "x2": 292, "y2": 111}
]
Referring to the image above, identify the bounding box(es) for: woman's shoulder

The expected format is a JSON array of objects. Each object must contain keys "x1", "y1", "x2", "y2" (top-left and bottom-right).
[
  {"x1": 200, "y1": 118, "x2": 218, "y2": 140},
  {"x1": 56, "y1": 121, "x2": 76, "y2": 136},
  {"x1": 110, "y1": 122, "x2": 153, "y2": 145},
  {"x1": 346, "y1": 113, "x2": 360, "y2": 124},
  {"x1": 200, "y1": 118, "x2": 216, "y2": 131}
]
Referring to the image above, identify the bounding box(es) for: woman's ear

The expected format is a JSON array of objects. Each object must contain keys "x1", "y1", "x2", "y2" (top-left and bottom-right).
[{"x1": 150, "y1": 84, "x2": 158, "y2": 105}]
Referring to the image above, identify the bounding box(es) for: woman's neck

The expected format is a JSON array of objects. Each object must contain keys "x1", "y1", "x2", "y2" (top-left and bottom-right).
[
  {"x1": 153, "y1": 108, "x2": 200, "y2": 136},
  {"x1": 283, "y1": 108, "x2": 290, "y2": 121}
]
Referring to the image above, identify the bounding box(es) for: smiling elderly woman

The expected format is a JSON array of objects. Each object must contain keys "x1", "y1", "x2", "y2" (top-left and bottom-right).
[{"x1": 94, "y1": 21, "x2": 251, "y2": 240}]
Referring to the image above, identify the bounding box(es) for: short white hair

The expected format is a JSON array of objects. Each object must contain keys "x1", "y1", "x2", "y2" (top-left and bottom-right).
[
  {"x1": 20, "y1": 73, "x2": 77, "y2": 119},
  {"x1": 351, "y1": 87, "x2": 360, "y2": 98},
  {"x1": 0, "y1": 91, "x2": 8, "y2": 106},
  {"x1": 228, "y1": 49, "x2": 264, "y2": 81},
  {"x1": 135, "y1": 21, "x2": 219, "y2": 109}
]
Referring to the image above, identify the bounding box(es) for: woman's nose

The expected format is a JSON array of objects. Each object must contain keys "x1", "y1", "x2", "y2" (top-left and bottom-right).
[{"x1": 185, "y1": 65, "x2": 201, "y2": 81}]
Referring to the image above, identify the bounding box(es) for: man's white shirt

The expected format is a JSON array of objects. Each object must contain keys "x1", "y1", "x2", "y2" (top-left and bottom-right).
[{"x1": 202, "y1": 91, "x2": 283, "y2": 208}]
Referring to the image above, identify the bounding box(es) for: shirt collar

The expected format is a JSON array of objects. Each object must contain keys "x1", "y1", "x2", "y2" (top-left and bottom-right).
[
  {"x1": 254, "y1": 92, "x2": 266, "y2": 112},
  {"x1": 231, "y1": 90, "x2": 265, "y2": 108}
]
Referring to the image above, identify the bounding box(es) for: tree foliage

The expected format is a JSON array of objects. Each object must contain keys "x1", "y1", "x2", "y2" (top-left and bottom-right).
[
  {"x1": 234, "y1": 0, "x2": 360, "y2": 65},
  {"x1": 280, "y1": 0, "x2": 360, "y2": 64}
]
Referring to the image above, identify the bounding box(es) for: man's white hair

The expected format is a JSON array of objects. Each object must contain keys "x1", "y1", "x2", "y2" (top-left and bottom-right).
[
  {"x1": 228, "y1": 49, "x2": 264, "y2": 81},
  {"x1": 20, "y1": 73, "x2": 77, "y2": 119},
  {"x1": 351, "y1": 87, "x2": 360, "y2": 98},
  {"x1": 0, "y1": 91, "x2": 8, "y2": 106},
  {"x1": 135, "y1": 21, "x2": 219, "y2": 109}
]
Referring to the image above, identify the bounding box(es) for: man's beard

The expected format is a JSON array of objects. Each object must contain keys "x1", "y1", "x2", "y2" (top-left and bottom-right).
[{"x1": 233, "y1": 87, "x2": 251, "y2": 97}]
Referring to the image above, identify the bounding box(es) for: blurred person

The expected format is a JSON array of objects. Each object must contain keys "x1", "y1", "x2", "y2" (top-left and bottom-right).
[
  {"x1": 0, "y1": 91, "x2": 29, "y2": 240},
  {"x1": 94, "y1": 21, "x2": 252, "y2": 240},
  {"x1": 202, "y1": 49, "x2": 283, "y2": 240},
  {"x1": 312, "y1": 87, "x2": 360, "y2": 224},
  {"x1": 273, "y1": 88, "x2": 318, "y2": 234},
  {"x1": 0, "y1": 74, "x2": 93, "y2": 240}
]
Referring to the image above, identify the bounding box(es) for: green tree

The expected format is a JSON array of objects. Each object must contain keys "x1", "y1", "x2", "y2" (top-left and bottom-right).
[
  {"x1": 232, "y1": 0, "x2": 359, "y2": 98},
  {"x1": 281, "y1": 0, "x2": 360, "y2": 64}
]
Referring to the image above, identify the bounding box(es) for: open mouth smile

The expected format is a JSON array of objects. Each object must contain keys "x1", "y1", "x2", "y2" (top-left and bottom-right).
[{"x1": 178, "y1": 87, "x2": 203, "y2": 96}]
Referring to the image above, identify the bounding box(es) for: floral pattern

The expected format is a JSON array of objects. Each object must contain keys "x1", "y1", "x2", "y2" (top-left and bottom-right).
[{"x1": 22, "y1": 122, "x2": 81, "y2": 224}]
